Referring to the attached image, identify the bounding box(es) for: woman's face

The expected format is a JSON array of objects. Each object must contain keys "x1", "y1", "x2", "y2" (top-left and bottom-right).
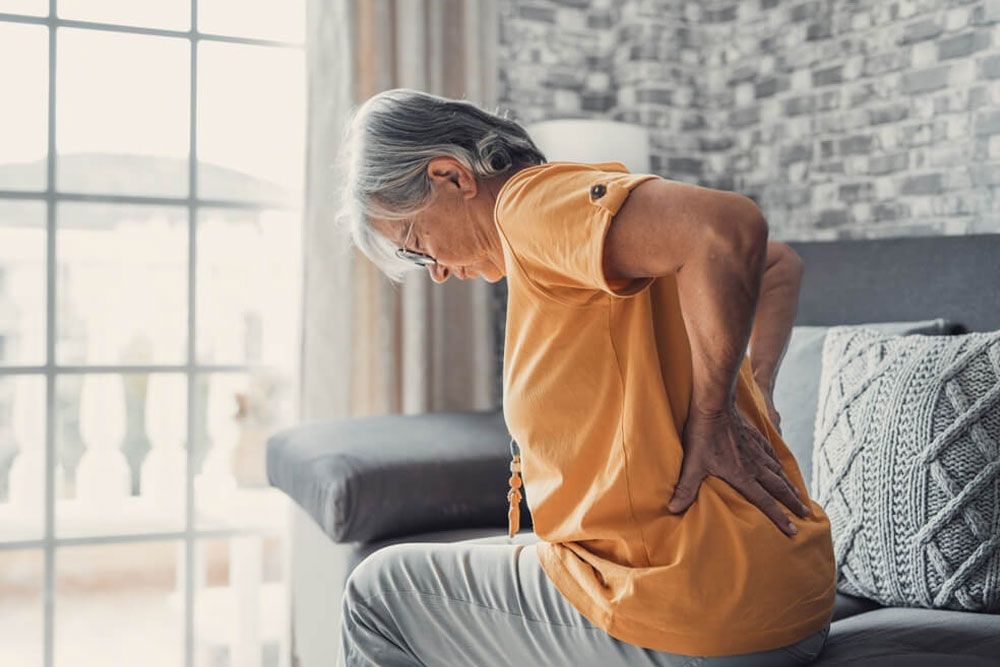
[{"x1": 370, "y1": 158, "x2": 506, "y2": 284}]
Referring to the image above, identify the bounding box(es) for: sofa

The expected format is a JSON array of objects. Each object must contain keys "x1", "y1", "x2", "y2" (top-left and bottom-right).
[{"x1": 267, "y1": 233, "x2": 1000, "y2": 666}]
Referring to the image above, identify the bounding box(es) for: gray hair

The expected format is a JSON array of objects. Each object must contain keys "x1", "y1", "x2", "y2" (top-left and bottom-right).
[{"x1": 331, "y1": 88, "x2": 547, "y2": 284}]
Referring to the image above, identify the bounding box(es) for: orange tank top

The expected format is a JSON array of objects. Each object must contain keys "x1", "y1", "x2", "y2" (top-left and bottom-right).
[{"x1": 496, "y1": 160, "x2": 836, "y2": 657}]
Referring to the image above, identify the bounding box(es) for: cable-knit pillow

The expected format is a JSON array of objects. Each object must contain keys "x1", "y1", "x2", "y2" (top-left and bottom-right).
[{"x1": 813, "y1": 325, "x2": 1000, "y2": 612}]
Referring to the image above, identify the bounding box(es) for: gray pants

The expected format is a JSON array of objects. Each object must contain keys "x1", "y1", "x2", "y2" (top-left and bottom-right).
[{"x1": 337, "y1": 532, "x2": 831, "y2": 667}]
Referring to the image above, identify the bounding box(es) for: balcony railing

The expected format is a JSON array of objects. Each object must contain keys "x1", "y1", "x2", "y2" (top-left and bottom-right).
[{"x1": 0, "y1": 371, "x2": 290, "y2": 666}]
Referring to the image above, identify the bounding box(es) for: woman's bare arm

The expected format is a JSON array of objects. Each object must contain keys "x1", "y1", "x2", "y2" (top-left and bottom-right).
[
  {"x1": 603, "y1": 178, "x2": 769, "y2": 414},
  {"x1": 605, "y1": 181, "x2": 810, "y2": 533},
  {"x1": 748, "y1": 241, "x2": 805, "y2": 394}
]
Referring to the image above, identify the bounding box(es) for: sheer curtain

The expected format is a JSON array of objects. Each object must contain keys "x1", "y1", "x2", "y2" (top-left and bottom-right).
[{"x1": 301, "y1": 0, "x2": 502, "y2": 421}]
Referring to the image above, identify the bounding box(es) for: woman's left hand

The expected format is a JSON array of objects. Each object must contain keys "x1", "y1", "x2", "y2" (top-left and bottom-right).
[
  {"x1": 666, "y1": 402, "x2": 812, "y2": 536},
  {"x1": 759, "y1": 386, "x2": 782, "y2": 436}
]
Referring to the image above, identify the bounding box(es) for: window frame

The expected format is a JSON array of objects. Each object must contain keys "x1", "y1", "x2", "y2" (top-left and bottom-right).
[{"x1": 0, "y1": 4, "x2": 304, "y2": 666}]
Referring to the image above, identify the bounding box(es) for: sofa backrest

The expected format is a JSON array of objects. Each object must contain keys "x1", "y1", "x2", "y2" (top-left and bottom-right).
[
  {"x1": 787, "y1": 232, "x2": 1000, "y2": 333},
  {"x1": 770, "y1": 233, "x2": 1000, "y2": 485}
]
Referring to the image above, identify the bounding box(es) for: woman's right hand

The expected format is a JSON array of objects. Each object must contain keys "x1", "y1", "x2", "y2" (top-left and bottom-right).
[{"x1": 667, "y1": 401, "x2": 811, "y2": 536}]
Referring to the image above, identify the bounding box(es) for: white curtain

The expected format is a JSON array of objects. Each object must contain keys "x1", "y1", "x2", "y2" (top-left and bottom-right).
[{"x1": 301, "y1": 0, "x2": 502, "y2": 421}]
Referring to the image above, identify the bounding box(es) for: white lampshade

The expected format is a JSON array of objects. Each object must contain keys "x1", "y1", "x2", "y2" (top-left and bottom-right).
[{"x1": 524, "y1": 119, "x2": 651, "y2": 173}]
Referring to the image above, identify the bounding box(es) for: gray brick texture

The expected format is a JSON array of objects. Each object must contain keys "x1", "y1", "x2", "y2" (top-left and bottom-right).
[{"x1": 491, "y1": 0, "x2": 1000, "y2": 406}]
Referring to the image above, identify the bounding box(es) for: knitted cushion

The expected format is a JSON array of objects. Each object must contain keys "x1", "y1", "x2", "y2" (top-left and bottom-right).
[
  {"x1": 771, "y1": 318, "x2": 959, "y2": 492},
  {"x1": 813, "y1": 325, "x2": 1000, "y2": 612}
]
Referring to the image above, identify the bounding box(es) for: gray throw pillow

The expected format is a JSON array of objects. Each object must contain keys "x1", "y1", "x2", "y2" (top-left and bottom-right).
[
  {"x1": 771, "y1": 318, "x2": 957, "y2": 492},
  {"x1": 813, "y1": 325, "x2": 1000, "y2": 612}
]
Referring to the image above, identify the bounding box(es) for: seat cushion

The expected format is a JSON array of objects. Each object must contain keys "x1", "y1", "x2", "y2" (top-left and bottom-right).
[
  {"x1": 267, "y1": 409, "x2": 526, "y2": 543},
  {"x1": 817, "y1": 607, "x2": 1000, "y2": 665},
  {"x1": 831, "y1": 591, "x2": 883, "y2": 622}
]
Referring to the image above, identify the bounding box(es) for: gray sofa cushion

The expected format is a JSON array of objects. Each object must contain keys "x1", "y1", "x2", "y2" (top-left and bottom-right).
[
  {"x1": 771, "y1": 318, "x2": 961, "y2": 492},
  {"x1": 267, "y1": 409, "x2": 525, "y2": 543},
  {"x1": 814, "y1": 326, "x2": 1000, "y2": 612},
  {"x1": 815, "y1": 606, "x2": 1000, "y2": 665},
  {"x1": 831, "y1": 591, "x2": 883, "y2": 623}
]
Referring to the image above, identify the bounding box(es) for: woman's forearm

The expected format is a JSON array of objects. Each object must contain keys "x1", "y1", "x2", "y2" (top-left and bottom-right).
[
  {"x1": 676, "y1": 213, "x2": 769, "y2": 416},
  {"x1": 748, "y1": 246, "x2": 805, "y2": 393}
]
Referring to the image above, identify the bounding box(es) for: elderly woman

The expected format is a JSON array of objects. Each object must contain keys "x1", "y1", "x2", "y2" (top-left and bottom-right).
[{"x1": 332, "y1": 89, "x2": 836, "y2": 667}]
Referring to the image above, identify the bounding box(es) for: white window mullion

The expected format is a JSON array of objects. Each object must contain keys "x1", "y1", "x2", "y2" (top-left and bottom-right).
[
  {"x1": 43, "y1": 1, "x2": 57, "y2": 665},
  {"x1": 185, "y1": 2, "x2": 199, "y2": 665}
]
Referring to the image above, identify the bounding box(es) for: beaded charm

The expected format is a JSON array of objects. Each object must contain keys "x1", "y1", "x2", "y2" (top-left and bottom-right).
[{"x1": 507, "y1": 438, "x2": 523, "y2": 539}]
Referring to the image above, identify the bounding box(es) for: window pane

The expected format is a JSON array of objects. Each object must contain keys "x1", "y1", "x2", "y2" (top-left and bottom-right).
[
  {"x1": 193, "y1": 372, "x2": 293, "y2": 531},
  {"x1": 0, "y1": 549, "x2": 43, "y2": 666},
  {"x1": 57, "y1": 29, "x2": 189, "y2": 197},
  {"x1": 198, "y1": 0, "x2": 304, "y2": 42},
  {"x1": 0, "y1": 23, "x2": 47, "y2": 191},
  {"x1": 56, "y1": 372, "x2": 187, "y2": 539},
  {"x1": 197, "y1": 208, "x2": 301, "y2": 368},
  {"x1": 56, "y1": 541, "x2": 183, "y2": 667},
  {"x1": 0, "y1": 200, "x2": 46, "y2": 365},
  {"x1": 0, "y1": 375, "x2": 46, "y2": 543},
  {"x1": 198, "y1": 42, "x2": 305, "y2": 205},
  {"x1": 194, "y1": 537, "x2": 288, "y2": 666},
  {"x1": 59, "y1": 0, "x2": 190, "y2": 31},
  {"x1": 57, "y1": 203, "x2": 188, "y2": 365},
  {"x1": 0, "y1": 0, "x2": 47, "y2": 16}
]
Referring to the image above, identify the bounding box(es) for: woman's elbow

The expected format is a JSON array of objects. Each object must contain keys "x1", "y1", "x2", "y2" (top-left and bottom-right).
[
  {"x1": 721, "y1": 200, "x2": 769, "y2": 269},
  {"x1": 743, "y1": 197, "x2": 769, "y2": 241},
  {"x1": 767, "y1": 238, "x2": 806, "y2": 279}
]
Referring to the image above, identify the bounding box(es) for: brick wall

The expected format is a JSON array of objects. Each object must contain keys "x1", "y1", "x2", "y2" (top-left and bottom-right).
[
  {"x1": 491, "y1": 0, "x2": 1000, "y2": 407},
  {"x1": 500, "y1": 0, "x2": 1000, "y2": 236}
]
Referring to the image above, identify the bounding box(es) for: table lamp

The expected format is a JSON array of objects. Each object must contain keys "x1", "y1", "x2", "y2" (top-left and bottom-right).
[{"x1": 523, "y1": 118, "x2": 652, "y2": 174}]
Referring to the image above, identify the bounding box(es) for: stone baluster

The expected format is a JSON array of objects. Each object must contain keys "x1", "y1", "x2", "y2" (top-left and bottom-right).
[
  {"x1": 75, "y1": 373, "x2": 130, "y2": 508},
  {"x1": 140, "y1": 373, "x2": 186, "y2": 514},
  {"x1": 195, "y1": 375, "x2": 240, "y2": 510}
]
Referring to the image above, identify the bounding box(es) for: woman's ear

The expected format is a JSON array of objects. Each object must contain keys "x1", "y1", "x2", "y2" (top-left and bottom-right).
[{"x1": 427, "y1": 157, "x2": 478, "y2": 197}]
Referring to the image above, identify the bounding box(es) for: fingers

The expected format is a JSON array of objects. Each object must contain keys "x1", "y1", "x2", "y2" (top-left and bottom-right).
[
  {"x1": 733, "y1": 407, "x2": 781, "y2": 462},
  {"x1": 743, "y1": 426, "x2": 811, "y2": 522},
  {"x1": 749, "y1": 437, "x2": 804, "y2": 502},
  {"x1": 769, "y1": 412, "x2": 782, "y2": 435},
  {"x1": 667, "y1": 456, "x2": 706, "y2": 514},
  {"x1": 738, "y1": 417, "x2": 802, "y2": 503},
  {"x1": 779, "y1": 467, "x2": 804, "y2": 504},
  {"x1": 749, "y1": 435, "x2": 782, "y2": 470},
  {"x1": 740, "y1": 421, "x2": 791, "y2": 490},
  {"x1": 747, "y1": 432, "x2": 807, "y2": 507},
  {"x1": 757, "y1": 466, "x2": 811, "y2": 519},
  {"x1": 736, "y1": 476, "x2": 800, "y2": 537}
]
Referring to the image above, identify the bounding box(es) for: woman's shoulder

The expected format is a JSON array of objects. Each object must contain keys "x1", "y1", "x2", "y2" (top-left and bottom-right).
[
  {"x1": 506, "y1": 160, "x2": 631, "y2": 184},
  {"x1": 493, "y1": 160, "x2": 663, "y2": 299},
  {"x1": 494, "y1": 160, "x2": 631, "y2": 226}
]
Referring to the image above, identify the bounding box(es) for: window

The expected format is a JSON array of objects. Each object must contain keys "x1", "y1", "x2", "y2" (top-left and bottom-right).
[{"x1": 0, "y1": 3, "x2": 305, "y2": 665}]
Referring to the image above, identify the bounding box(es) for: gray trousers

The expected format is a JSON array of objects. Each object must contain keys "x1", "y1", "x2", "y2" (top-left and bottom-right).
[{"x1": 337, "y1": 532, "x2": 831, "y2": 667}]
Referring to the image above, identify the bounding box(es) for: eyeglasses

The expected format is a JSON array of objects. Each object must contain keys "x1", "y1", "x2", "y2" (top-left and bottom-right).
[{"x1": 394, "y1": 219, "x2": 437, "y2": 267}]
